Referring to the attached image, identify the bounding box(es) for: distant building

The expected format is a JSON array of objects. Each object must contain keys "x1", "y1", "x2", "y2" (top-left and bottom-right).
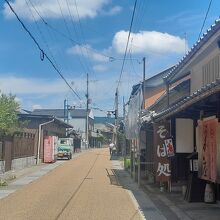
[
  {"x1": 32, "y1": 108, "x2": 95, "y2": 149},
  {"x1": 94, "y1": 116, "x2": 123, "y2": 144}
]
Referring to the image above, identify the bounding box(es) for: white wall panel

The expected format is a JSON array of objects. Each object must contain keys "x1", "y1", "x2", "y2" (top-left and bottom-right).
[{"x1": 176, "y1": 118, "x2": 194, "y2": 153}]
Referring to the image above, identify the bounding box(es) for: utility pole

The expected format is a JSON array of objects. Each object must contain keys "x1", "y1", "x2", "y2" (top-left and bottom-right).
[
  {"x1": 122, "y1": 96, "x2": 126, "y2": 157},
  {"x1": 138, "y1": 57, "x2": 146, "y2": 188},
  {"x1": 64, "y1": 99, "x2": 69, "y2": 123},
  {"x1": 123, "y1": 96, "x2": 125, "y2": 119},
  {"x1": 85, "y1": 73, "x2": 89, "y2": 149},
  {"x1": 114, "y1": 88, "x2": 119, "y2": 151},
  {"x1": 143, "y1": 57, "x2": 146, "y2": 108}
]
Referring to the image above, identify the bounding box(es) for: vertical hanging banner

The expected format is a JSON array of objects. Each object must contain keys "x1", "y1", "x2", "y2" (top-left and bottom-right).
[
  {"x1": 154, "y1": 122, "x2": 171, "y2": 182},
  {"x1": 216, "y1": 122, "x2": 220, "y2": 183},
  {"x1": 164, "y1": 138, "x2": 175, "y2": 157},
  {"x1": 198, "y1": 119, "x2": 217, "y2": 182}
]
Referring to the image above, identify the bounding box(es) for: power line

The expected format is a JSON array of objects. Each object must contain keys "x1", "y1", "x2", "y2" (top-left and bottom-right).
[
  {"x1": 64, "y1": 0, "x2": 89, "y2": 74},
  {"x1": 73, "y1": 0, "x2": 95, "y2": 76},
  {"x1": 198, "y1": 0, "x2": 213, "y2": 40},
  {"x1": 28, "y1": 0, "x2": 89, "y2": 77},
  {"x1": 56, "y1": 0, "x2": 91, "y2": 76},
  {"x1": 28, "y1": 0, "x2": 84, "y2": 88},
  {"x1": 23, "y1": 0, "x2": 115, "y2": 62},
  {"x1": 4, "y1": 0, "x2": 82, "y2": 101},
  {"x1": 116, "y1": 0, "x2": 138, "y2": 89},
  {"x1": 25, "y1": 0, "x2": 115, "y2": 62},
  {"x1": 25, "y1": 0, "x2": 60, "y2": 70},
  {"x1": 129, "y1": 39, "x2": 139, "y2": 77},
  {"x1": 133, "y1": 0, "x2": 147, "y2": 32}
]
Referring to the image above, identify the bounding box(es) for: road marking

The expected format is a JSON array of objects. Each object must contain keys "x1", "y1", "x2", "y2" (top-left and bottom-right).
[{"x1": 127, "y1": 190, "x2": 146, "y2": 220}]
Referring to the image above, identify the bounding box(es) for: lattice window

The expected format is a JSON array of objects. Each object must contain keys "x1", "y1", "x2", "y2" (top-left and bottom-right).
[{"x1": 202, "y1": 54, "x2": 220, "y2": 86}]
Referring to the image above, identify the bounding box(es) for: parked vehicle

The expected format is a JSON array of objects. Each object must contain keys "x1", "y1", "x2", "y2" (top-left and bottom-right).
[{"x1": 57, "y1": 138, "x2": 74, "y2": 160}]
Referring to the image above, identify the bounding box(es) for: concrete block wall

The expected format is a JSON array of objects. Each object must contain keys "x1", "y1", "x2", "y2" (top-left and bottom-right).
[
  {"x1": 0, "y1": 161, "x2": 5, "y2": 174},
  {"x1": 11, "y1": 156, "x2": 36, "y2": 171}
]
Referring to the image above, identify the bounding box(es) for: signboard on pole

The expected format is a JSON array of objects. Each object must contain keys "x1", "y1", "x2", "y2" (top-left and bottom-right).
[{"x1": 154, "y1": 122, "x2": 171, "y2": 182}]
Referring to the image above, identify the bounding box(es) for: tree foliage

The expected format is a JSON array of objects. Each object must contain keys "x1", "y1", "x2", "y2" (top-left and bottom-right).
[{"x1": 0, "y1": 93, "x2": 20, "y2": 136}]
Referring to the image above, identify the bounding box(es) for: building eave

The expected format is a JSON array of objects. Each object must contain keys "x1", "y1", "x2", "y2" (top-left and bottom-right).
[
  {"x1": 153, "y1": 78, "x2": 220, "y2": 121},
  {"x1": 164, "y1": 18, "x2": 220, "y2": 83}
]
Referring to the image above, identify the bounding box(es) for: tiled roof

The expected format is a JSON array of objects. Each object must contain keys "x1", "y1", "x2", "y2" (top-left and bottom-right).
[
  {"x1": 153, "y1": 78, "x2": 220, "y2": 121},
  {"x1": 69, "y1": 109, "x2": 87, "y2": 118},
  {"x1": 32, "y1": 108, "x2": 89, "y2": 118},
  {"x1": 32, "y1": 109, "x2": 64, "y2": 118},
  {"x1": 18, "y1": 113, "x2": 73, "y2": 128},
  {"x1": 164, "y1": 18, "x2": 220, "y2": 82},
  {"x1": 94, "y1": 117, "x2": 115, "y2": 124},
  {"x1": 144, "y1": 66, "x2": 174, "y2": 87}
]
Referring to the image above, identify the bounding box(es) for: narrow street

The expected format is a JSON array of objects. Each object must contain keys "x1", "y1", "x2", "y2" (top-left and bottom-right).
[{"x1": 0, "y1": 148, "x2": 143, "y2": 220}]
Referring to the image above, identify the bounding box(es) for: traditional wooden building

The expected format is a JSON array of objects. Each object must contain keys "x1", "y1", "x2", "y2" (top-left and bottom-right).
[{"x1": 140, "y1": 18, "x2": 220, "y2": 201}]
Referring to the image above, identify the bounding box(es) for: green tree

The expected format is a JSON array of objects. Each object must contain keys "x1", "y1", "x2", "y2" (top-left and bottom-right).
[{"x1": 0, "y1": 93, "x2": 20, "y2": 136}]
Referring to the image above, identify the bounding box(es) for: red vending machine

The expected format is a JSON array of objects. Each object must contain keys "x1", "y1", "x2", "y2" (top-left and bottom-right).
[{"x1": 44, "y1": 136, "x2": 56, "y2": 163}]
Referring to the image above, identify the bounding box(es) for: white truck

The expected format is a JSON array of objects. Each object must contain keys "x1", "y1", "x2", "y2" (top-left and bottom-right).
[{"x1": 57, "y1": 138, "x2": 74, "y2": 160}]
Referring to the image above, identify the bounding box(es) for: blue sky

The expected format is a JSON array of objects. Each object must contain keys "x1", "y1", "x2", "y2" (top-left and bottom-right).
[{"x1": 0, "y1": 0, "x2": 219, "y2": 116}]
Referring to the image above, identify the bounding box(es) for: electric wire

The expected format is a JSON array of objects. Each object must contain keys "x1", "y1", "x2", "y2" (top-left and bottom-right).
[
  {"x1": 116, "y1": 0, "x2": 138, "y2": 90},
  {"x1": 128, "y1": 46, "x2": 135, "y2": 99},
  {"x1": 198, "y1": 0, "x2": 213, "y2": 40},
  {"x1": 27, "y1": 0, "x2": 88, "y2": 98},
  {"x1": 21, "y1": 0, "x2": 115, "y2": 62},
  {"x1": 57, "y1": 0, "x2": 90, "y2": 74},
  {"x1": 57, "y1": 0, "x2": 91, "y2": 75},
  {"x1": 65, "y1": 0, "x2": 89, "y2": 74},
  {"x1": 57, "y1": 0, "x2": 72, "y2": 41},
  {"x1": 129, "y1": 39, "x2": 139, "y2": 78},
  {"x1": 4, "y1": 0, "x2": 82, "y2": 101},
  {"x1": 25, "y1": 0, "x2": 60, "y2": 71},
  {"x1": 57, "y1": 0, "x2": 89, "y2": 75},
  {"x1": 28, "y1": 0, "x2": 89, "y2": 78},
  {"x1": 73, "y1": 0, "x2": 95, "y2": 76},
  {"x1": 133, "y1": 0, "x2": 148, "y2": 32}
]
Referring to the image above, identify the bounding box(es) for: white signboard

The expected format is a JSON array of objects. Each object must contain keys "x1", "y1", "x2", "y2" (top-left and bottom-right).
[{"x1": 176, "y1": 118, "x2": 194, "y2": 153}]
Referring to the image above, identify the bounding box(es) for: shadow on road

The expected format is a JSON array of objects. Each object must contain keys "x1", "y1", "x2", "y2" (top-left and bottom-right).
[
  {"x1": 111, "y1": 163, "x2": 168, "y2": 220},
  {"x1": 105, "y1": 168, "x2": 121, "y2": 186},
  {"x1": 110, "y1": 155, "x2": 120, "y2": 160}
]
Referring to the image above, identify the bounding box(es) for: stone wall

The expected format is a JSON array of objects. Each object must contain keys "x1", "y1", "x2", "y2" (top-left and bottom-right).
[{"x1": 11, "y1": 156, "x2": 36, "y2": 171}]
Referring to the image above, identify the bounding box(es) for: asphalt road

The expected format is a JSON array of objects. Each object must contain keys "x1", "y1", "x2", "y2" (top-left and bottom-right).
[{"x1": 0, "y1": 148, "x2": 142, "y2": 220}]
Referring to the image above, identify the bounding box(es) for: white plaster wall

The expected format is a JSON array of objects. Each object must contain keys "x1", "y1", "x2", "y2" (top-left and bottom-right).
[
  {"x1": 176, "y1": 118, "x2": 194, "y2": 153},
  {"x1": 11, "y1": 156, "x2": 36, "y2": 170}
]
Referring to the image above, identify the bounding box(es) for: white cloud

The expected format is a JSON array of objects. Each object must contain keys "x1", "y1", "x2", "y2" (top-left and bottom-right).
[
  {"x1": 32, "y1": 104, "x2": 42, "y2": 110},
  {"x1": 0, "y1": 74, "x2": 136, "y2": 116},
  {"x1": 101, "y1": 6, "x2": 122, "y2": 16},
  {"x1": 112, "y1": 30, "x2": 188, "y2": 55},
  {"x1": 3, "y1": 0, "x2": 110, "y2": 21},
  {"x1": 14, "y1": 97, "x2": 23, "y2": 104},
  {"x1": 0, "y1": 76, "x2": 69, "y2": 94},
  {"x1": 0, "y1": 75, "x2": 116, "y2": 102},
  {"x1": 67, "y1": 44, "x2": 109, "y2": 62},
  {"x1": 93, "y1": 64, "x2": 108, "y2": 72}
]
